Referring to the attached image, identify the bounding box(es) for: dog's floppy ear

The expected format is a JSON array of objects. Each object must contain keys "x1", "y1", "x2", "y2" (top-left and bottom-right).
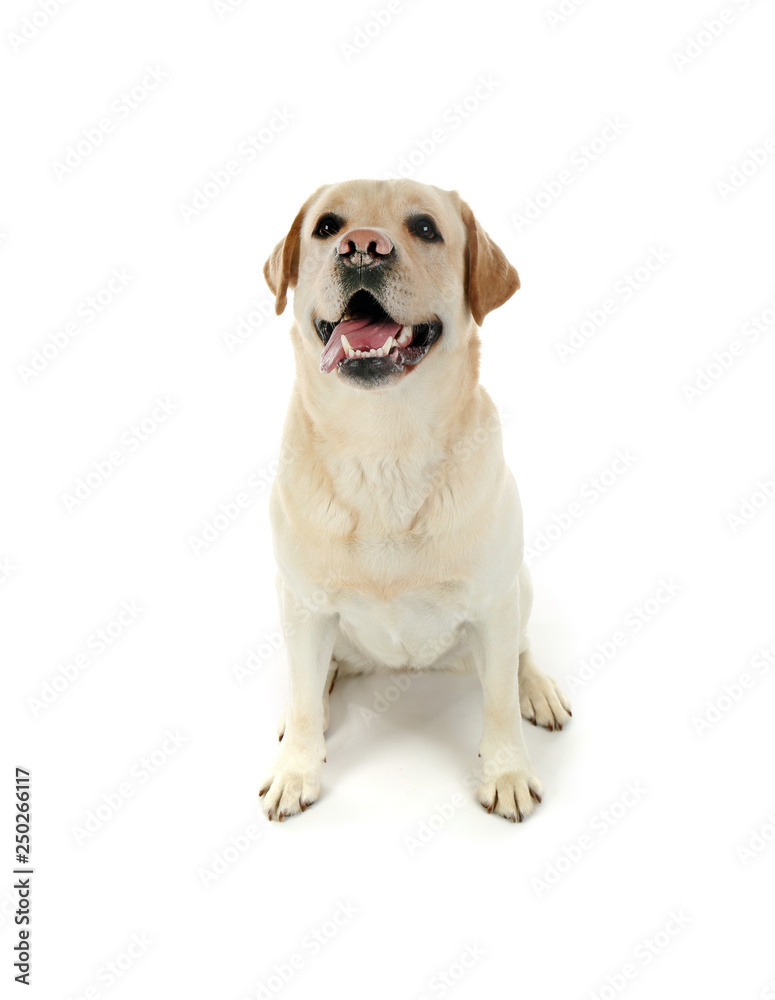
[
  {"x1": 460, "y1": 199, "x2": 520, "y2": 326},
  {"x1": 264, "y1": 188, "x2": 326, "y2": 315},
  {"x1": 263, "y1": 209, "x2": 305, "y2": 316}
]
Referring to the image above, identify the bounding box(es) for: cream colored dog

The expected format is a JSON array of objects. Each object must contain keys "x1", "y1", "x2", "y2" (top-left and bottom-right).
[{"x1": 260, "y1": 178, "x2": 570, "y2": 823}]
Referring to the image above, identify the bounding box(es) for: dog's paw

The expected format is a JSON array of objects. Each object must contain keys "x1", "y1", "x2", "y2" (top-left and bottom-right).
[
  {"x1": 478, "y1": 763, "x2": 544, "y2": 823},
  {"x1": 519, "y1": 669, "x2": 572, "y2": 731},
  {"x1": 259, "y1": 742, "x2": 325, "y2": 822}
]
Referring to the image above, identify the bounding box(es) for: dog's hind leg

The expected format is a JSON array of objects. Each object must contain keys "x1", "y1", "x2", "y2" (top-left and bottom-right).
[
  {"x1": 518, "y1": 647, "x2": 572, "y2": 731},
  {"x1": 516, "y1": 564, "x2": 571, "y2": 730}
]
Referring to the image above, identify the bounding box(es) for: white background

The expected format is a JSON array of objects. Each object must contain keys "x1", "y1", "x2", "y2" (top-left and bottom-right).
[{"x1": 2, "y1": 1, "x2": 775, "y2": 998}]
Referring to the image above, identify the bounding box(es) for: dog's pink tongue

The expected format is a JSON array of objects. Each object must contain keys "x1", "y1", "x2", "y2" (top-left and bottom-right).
[{"x1": 319, "y1": 317, "x2": 402, "y2": 373}]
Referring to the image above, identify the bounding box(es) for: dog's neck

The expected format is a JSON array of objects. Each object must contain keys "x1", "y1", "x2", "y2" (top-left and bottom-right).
[
  {"x1": 293, "y1": 330, "x2": 481, "y2": 465},
  {"x1": 280, "y1": 328, "x2": 501, "y2": 537}
]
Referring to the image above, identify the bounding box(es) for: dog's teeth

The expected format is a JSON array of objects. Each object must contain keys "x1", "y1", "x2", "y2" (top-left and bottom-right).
[
  {"x1": 397, "y1": 325, "x2": 412, "y2": 346},
  {"x1": 348, "y1": 349, "x2": 356, "y2": 358},
  {"x1": 355, "y1": 349, "x2": 362, "y2": 357},
  {"x1": 382, "y1": 336, "x2": 393, "y2": 352},
  {"x1": 340, "y1": 333, "x2": 352, "y2": 355},
  {"x1": 376, "y1": 347, "x2": 384, "y2": 357}
]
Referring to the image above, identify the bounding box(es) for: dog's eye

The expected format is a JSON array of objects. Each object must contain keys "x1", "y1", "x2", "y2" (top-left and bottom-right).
[
  {"x1": 409, "y1": 215, "x2": 442, "y2": 242},
  {"x1": 313, "y1": 214, "x2": 342, "y2": 239}
]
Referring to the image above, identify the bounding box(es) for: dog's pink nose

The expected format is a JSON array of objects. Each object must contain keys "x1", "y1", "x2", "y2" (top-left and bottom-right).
[{"x1": 337, "y1": 228, "x2": 394, "y2": 261}]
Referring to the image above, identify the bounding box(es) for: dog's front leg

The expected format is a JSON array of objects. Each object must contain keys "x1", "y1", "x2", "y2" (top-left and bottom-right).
[
  {"x1": 474, "y1": 587, "x2": 544, "y2": 822},
  {"x1": 259, "y1": 586, "x2": 338, "y2": 821}
]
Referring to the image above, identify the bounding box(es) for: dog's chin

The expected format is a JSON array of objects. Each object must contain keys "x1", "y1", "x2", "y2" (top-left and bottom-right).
[
  {"x1": 336, "y1": 354, "x2": 406, "y2": 390},
  {"x1": 335, "y1": 328, "x2": 443, "y2": 390},
  {"x1": 314, "y1": 289, "x2": 442, "y2": 391}
]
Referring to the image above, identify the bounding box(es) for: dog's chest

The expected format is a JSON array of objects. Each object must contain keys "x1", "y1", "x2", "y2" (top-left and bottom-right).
[
  {"x1": 331, "y1": 450, "x2": 440, "y2": 530},
  {"x1": 273, "y1": 410, "x2": 515, "y2": 668}
]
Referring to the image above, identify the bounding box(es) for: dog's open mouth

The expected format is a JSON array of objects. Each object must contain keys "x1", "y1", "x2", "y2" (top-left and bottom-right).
[{"x1": 315, "y1": 290, "x2": 442, "y2": 376}]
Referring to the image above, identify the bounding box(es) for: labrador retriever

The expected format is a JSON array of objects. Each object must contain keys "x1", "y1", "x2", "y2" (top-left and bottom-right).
[{"x1": 259, "y1": 178, "x2": 570, "y2": 822}]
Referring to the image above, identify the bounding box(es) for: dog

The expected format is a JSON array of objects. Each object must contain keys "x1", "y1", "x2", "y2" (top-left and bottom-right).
[{"x1": 259, "y1": 178, "x2": 570, "y2": 822}]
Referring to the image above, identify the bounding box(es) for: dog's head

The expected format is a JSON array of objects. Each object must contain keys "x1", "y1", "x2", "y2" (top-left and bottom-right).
[{"x1": 264, "y1": 179, "x2": 519, "y2": 391}]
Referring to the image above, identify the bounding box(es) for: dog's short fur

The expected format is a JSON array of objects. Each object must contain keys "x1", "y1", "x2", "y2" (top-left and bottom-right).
[{"x1": 260, "y1": 179, "x2": 570, "y2": 822}]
